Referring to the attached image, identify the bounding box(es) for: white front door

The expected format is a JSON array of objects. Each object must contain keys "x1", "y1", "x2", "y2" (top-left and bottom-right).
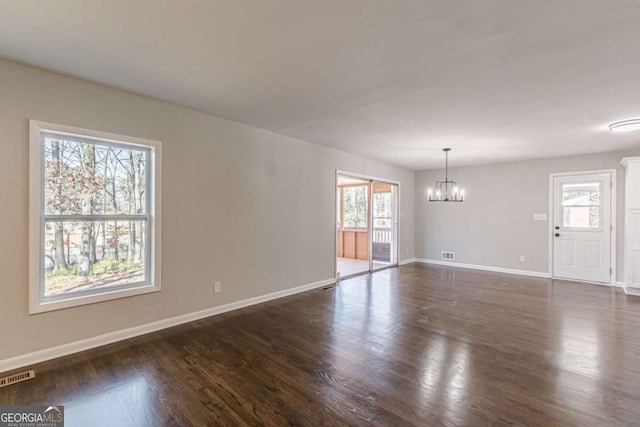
[{"x1": 552, "y1": 173, "x2": 612, "y2": 283}]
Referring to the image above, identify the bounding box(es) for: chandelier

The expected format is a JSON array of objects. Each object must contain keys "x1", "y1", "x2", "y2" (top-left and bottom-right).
[{"x1": 428, "y1": 148, "x2": 464, "y2": 202}]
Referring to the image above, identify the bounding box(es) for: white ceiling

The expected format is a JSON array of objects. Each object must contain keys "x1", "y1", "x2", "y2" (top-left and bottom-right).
[{"x1": 1, "y1": 0, "x2": 639, "y2": 170}]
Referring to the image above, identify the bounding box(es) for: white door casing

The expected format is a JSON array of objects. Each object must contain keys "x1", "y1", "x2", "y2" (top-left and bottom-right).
[
  {"x1": 552, "y1": 172, "x2": 612, "y2": 283},
  {"x1": 621, "y1": 157, "x2": 640, "y2": 294}
]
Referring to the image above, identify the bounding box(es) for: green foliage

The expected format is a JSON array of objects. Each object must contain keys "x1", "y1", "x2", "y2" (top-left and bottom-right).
[
  {"x1": 91, "y1": 258, "x2": 142, "y2": 275},
  {"x1": 91, "y1": 258, "x2": 121, "y2": 274},
  {"x1": 49, "y1": 265, "x2": 78, "y2": 277},
  {"x1": 46, "y1": 258, "x2": 142, "y2": 282}
]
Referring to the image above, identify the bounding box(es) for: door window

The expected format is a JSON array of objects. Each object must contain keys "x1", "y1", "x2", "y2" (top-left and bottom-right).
[{"x1": 561, "y1": 182, "x2": 601, "y2": 230}]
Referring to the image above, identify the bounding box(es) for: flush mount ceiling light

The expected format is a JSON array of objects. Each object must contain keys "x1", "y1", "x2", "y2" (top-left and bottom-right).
[
  {"x1": 427, "y1": 148, "x2": 464, "y2": 202},
  {"x1": 609, "y1": 118, "x2": 640, "y2": 133}
]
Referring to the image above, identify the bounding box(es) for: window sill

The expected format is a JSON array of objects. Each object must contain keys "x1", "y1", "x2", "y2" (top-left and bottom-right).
[{"x1": 29, "y1": 282, "x2": 161, "y2": 315}]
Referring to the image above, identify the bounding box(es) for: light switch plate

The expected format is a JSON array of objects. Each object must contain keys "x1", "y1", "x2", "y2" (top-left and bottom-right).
[{"x1": 533, "y1": 213, "x2": 548, "y2": 221}]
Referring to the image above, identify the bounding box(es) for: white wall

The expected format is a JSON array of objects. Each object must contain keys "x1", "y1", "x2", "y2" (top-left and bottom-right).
[
  {"x1": 415, "y1": 149, "x2": 640, "y2": 277},
  {"x1": 0, "y1": 59, "x2": 415, "y2": 361}
]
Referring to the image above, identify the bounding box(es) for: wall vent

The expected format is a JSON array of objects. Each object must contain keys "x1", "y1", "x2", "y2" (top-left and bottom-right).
[
  {"x1": 0, "y1": 370, "x2": 35, "y2": 388},
  {"x1": 441, "y1": 251, "x2": 455, "y2": 261}
]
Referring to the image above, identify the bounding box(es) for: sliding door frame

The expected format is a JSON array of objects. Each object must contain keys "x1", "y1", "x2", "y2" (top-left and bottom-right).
[
  {"x1": 370, "y1": 179, "x2": 399, "y2": 273},
  {"x1": 335, "y1": 170, "x2": 401, "y2": 279}
]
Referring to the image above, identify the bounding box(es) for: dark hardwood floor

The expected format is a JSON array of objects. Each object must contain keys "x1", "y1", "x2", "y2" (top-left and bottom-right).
[{"x1": 2, "y1": 263, "x2": 640, "y2": 426}]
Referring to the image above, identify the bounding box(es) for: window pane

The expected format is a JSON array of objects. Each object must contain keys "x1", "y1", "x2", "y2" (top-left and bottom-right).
[
  {"x1": 342, "y1": 186, "x2": 368, "y2": 227},
  {"x1": 43, "y1": 136, "x2": 148, "y2": 215},
  {"x1": 562, "y1": 182, "x2": 600, "y2": 207},
  {"x1": 43, "y1": 220, "x2": 147, "y2": 297},
  {"x1": 563, "y1": 206, "x2": 600, "y2": 229},
  {"x1": 373, "y1": 192, "x2": 391, "y2": 228}
]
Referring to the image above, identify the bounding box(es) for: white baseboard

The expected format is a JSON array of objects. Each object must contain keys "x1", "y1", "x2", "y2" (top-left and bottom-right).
[
  {"x1": 622, "y1": 283, "x2": 640, "y2": 296},
  {"x1": 415, "y1": 258, "x2": 550, "y2": 279},
  {"x1": 0, "y1": 277, "x2": 335, "y2": 374},
  {"x1": 398, "y1": 258, "x2": 417, "y2": 266}
]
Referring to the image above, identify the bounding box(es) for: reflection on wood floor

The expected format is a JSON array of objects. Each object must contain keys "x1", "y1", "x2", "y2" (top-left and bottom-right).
[
  {"x1": 337, "y1": 257, "x2": 388, "y2": 276},
  {"x1": 2, "y1": 263, "x2": 640, "y2": 426}
]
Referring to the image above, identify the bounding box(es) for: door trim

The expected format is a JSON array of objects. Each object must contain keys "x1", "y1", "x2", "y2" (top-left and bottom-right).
[
  {"x1": 548, "y1": 169, "x2": 617, "y2": 285},
  {"x1": 335, "y1": 170, "x2": 401, "y2": 279}
]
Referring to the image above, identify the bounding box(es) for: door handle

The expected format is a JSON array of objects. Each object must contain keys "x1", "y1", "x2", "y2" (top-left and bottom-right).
[{"x1": 555, "y1": 233, "x2": 560, "y2": 237}]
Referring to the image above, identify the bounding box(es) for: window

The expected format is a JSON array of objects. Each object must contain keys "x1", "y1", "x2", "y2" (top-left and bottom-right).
[
  {"x1": 562, "y1": 182, "x2": 601, "y2": 230},
  {"x1": 29, "y1": 121, "x2": 162, "y2": 313}
]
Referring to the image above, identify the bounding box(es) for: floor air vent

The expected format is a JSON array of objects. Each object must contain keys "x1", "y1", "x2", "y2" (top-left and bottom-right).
[
  {"x1": 0, "y1": 370, "x2": 35, "y2": 388},
  {"x1": 441, "y1": 251, "x2": 455, "y2": 261}
]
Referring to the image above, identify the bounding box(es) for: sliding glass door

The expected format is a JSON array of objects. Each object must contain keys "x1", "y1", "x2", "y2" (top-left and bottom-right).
[
  {"x1": 336, "y1": 173, "x2": 398, "y2": 278},
  {"x1": 336, "y1": 175, "x2": 370, "y2": 277}
]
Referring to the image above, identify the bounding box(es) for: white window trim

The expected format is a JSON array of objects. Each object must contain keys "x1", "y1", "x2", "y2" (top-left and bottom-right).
[{"x1": 29, "y1": 120, "x2": 162, "y2": 314}]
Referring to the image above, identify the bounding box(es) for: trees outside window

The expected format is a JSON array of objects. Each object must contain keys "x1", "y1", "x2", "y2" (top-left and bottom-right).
[{"x1": 342, "y1": 186, "x2": 368, "y2": 228}]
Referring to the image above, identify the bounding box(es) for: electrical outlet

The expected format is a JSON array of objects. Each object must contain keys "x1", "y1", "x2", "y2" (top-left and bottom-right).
[
  {"x1": 441, "y1": 251, "x2": 455, "y2": 261},
  {"x1": 519, "y1": 256, "x2": 526, "y2": 263},
  {"x1": 214, "y1": 282, "x2": 222, "y2": 294}
]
